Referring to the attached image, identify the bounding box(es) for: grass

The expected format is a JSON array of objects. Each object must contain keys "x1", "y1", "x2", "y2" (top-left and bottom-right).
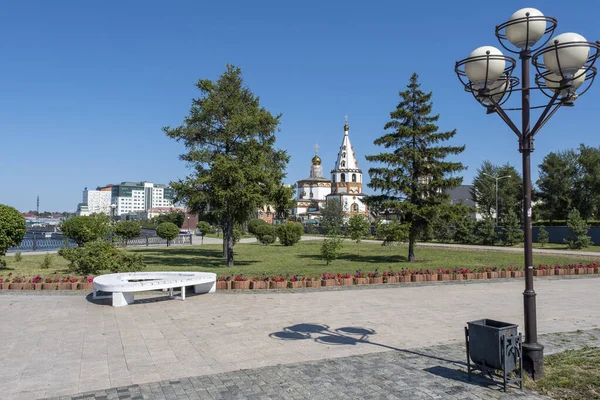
[
  {"x1": 530, "y1": 243, "x2": 600, "y2": 252},
  {"x1": 525, "y1": 346, "x2": 600, "y2": 400},
  {"x1": 2, "y1": 240, "x2": 600, "y2": 278}
]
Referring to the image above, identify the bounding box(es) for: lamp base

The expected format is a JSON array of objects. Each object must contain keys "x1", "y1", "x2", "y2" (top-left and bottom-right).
[{"x1": 522, "y1": 342, "x2": 544, "y2": 380}]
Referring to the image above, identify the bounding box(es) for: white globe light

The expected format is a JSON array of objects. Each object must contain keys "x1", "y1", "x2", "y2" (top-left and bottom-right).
[
  {"x1": 475, "y1": 76, "x2": 510, "y2": 105},
  {"x1": 505, "y1": 8, "x2": 547, "y2": 49},
  {"x1": 543, "y1": 32, "x2": 590, "y2": 78},
  {"x1": 464, "y1": 46, "x2": 506, "y2": 86},
  {"x1": 545, "y1": 68, "x2": 586, "y2": 94}
]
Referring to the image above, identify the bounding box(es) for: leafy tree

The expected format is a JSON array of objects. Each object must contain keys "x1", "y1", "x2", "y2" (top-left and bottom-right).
[
  {"x1": 432, "y1": 203, "x2": 473, "y2": 243},
  {"x1": 564, "y1": 208, "x2": 593, "y2": 249},
  {"x1": 321, "y1": 199, "x2": 344, "y2": 235},
  {"x1": 156, "y1": 222, "x2": 179, "y2": 247},
  {"x1": 573, "y1": 144, "x2": 600, "y2": 220},
  {"x1": 0, "y1": 204, "x2": 27, "y2": 265},
  {"x1": 471, "y1": 161, "x2": 522, "y2": 223},
  {"x1": 346, "y1": 215, "x2": 371, "y2": 255},
  {"x1": 537, "y1": 225, "x2": 549, "y2": 247},
  {"x1": 500, "y1": 209, "x2": 523, "y2": 246},
  {"x1": 536, "y1": 150, "x2": 578, "y2": 221},
  {"x1": 276, "y1": 222, "x2": 303, "y2": 246},
  {"x1": 453, "y1": 216, "x2": 475, "y2": 244},
  {"x1": 154, "y1": 211, "x2": 185, "y2": 228},
  {"x1": 61, "y1": 215, "x2": 110, "y2": 246},
  {"x1": 271, "y1": 184, "x2": 295, "y2": 222},
  {"x1": 248, "y1": 218, "x2": 267, "y2": 235},
  {"x1": 196, "y1": 221, "x2": 213, "y2": 244},
  {"x1": 474, "y1": 217, "x2": 497, "y2": 245},
  {"x1": 40, "y1": 253, "x2": 53, "y2": 269},
  {"x1": 254, "y1": 224, "x2": 277, "y2": 245},
  {"x1": 164, "y1": 65, "x2": 289, "y2": 266},
  {"x1": 59, "y1": 241, "x2": 145, "y2": 275},
  {"x1": 366, "y1": 73, "x2": 465, "y2": 261},
  {"x1": 375, "y1": 221, "x2": 410, "y2": 246},
  {"x1": 320, "y1": 236, "x2": 343, "y2": 265},
  {"x1": 114, "y1": 220, "x2": 141, "y2": 247}
]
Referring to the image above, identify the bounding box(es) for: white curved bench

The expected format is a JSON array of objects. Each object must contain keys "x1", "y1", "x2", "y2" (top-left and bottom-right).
[{"x1": 93, "y1": 272, "x2": 216, "y2": 307}]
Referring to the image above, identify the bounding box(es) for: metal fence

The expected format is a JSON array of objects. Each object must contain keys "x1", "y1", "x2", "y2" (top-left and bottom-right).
[{"x1": 8, "y1": 234, "x2": 193, "y2": 252}]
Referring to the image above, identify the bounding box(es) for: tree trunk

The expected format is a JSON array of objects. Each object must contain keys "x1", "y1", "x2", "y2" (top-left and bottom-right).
[
  {"x1": 222, "y1": 222, "x2": 228, "y2": 259},
  {"x1": 226, "y1": 219, "x2": 234, "y2": 267},
  {"x1": 408, "y1": 227, "x2": 417, "y2": 262}
]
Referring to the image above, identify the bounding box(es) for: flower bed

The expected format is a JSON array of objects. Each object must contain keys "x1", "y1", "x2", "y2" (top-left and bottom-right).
[{"x1": 0, "y1": 274, "x2": 94, "y2": 290}]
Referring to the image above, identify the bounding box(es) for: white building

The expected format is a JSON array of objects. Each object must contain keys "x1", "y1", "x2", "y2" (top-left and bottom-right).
[
  {"x1": 110, "y1": 181, "x2": 176, "y2": 216},
  {"x1": 327, "y1": 117, "x2": 369, "y2": 219},
  {"x1": 293, "y1": 144, "x2": 332, "y2": 220},
  {"x1": 76, "y1": 188, "x2": 111, "y2": 216}
]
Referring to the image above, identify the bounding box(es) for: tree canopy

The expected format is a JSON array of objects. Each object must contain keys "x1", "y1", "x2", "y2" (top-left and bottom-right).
[
  {"x1": 164, "y1": 65, "x2": 289, "y2": 266},
  {"x1": 471, "y1": 161, "x2": 522, "y2": 223},
  {"x1": 0, "y1": 204, "x2": 27, "y2": 259},
  {"x1": 61, "y1": 215, "x2": 110, "y2": 246},
  {"x1": 366, "y1": 73, "x2": 465, "y2": 261}
]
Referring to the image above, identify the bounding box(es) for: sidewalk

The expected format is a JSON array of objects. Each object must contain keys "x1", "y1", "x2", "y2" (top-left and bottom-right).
[{"x1": 1, "y1": 276, "x2": 599, "y2": 399}]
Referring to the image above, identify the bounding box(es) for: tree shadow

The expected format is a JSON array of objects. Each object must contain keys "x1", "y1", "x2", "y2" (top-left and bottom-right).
[
  {"x1": 295, "y1": 253, "x2": 410, "y2": 264},
  {"x1": 137, "y1": 248, "x2": 257, "y2": 269}
]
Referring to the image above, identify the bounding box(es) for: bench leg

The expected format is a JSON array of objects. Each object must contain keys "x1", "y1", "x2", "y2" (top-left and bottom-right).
[
  {"x1": 112, "y1": 292, "x2": 134, "y2": 307},
  {"x1": 194, "y1": 281, "x2": 216, "y2": 294},
  {"x1": 181, "y1": 286, "x2": 185, "y2": 300},
  {"x1": 169, "y1": 288, "x2": 174, "y2": 298}
]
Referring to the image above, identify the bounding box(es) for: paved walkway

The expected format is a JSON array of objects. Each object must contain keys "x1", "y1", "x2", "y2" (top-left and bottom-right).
[{"x1": 1, "y1": 276, "x2": 600, "y2": 399}]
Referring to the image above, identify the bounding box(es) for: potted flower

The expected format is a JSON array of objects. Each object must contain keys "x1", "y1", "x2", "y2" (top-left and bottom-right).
[
  {"x1": 250, "y1": 276, "x2": 267, "y2": 289},
  {"x1": 337, "y1": 273, "x2": 353, "y2": 286},
  {"x1": 533, "y1": 265, "x2": 545, "y2": 277},
  {"x1": 451, "y1": 268, "x2": 464, "y2": 281},
  {"x1": 486, "y1": 266, "x2": 499, "y2": 279},
  {"x1": 216, "y1": 276, "x2": 231, "y2": 290},
  {"x1": 231, "y1": 275, "x2": 250, "y2": 290},
  {"x1": 305, "y1": 276, "x2": 321, "y2": 288},
  {"x1": 475, "y1": 269, "x2": 487, "y2": 280},
  {"x1": 575, "y1": 264, "x2": 586, "y2": 275},
  {"x1": 411, "y1": 270, "x2": 425, "y2": 282},
  {"x1": 499, "y1": 267, "x2": 510, "y2": 279},
  {"x1": 398, "y1": 269, "x2": 411, "y2": 283},
  {"x1": 353, "y1": 271, "x2": 368, "y2": 285},
  {"x1": 383, "y1": 271, "x2": 397, "y2": 284},
  {"x1": 438, "y1": 268, "x2": 452, "y2": 281},
  {"x1": 68, "y1": 277, "x2": 79, "y2": 290},
  {"x1": 322, "y1": 273, "x2": 337, "y2": 287},
  {"x1": 288, "y1": 275, "x2": 305, "y2": 289},
  {"x1": 510, "y1": 266, "x2": 524, "y2": 278},
  {"x1": 42, "y1": 276, "x2": 57, "y2": 290},
  {"x1": 566, "y1": 264, "x2": 576, "y2": 275},
  {"x1": 0, "y1": 277, "x2": 9, "y2": 290},
  {"x1": 424, "y1": 269, "x2": 438, "y2": 282},
  {"x1": 9, "y1": 276, "x2": 25, "y2": 290},
  {"x1": 462, "y1": 268, "x2": 474, "y2": 280},
  {"x1": 32, "y1": 275, "x2": 43, "y2": 290},
  {"x1": 269, "y1": 275, "x2": 287, "y2": 289},
  {"x1": 22, "y1": 278, "x2": 34, "y2": 290},
  {"x1": 368, "y1": 270, "x2": 383, "y2": 284},
  {"x1": 79, "y1": 276, "x2": 94, "y2": 291}
]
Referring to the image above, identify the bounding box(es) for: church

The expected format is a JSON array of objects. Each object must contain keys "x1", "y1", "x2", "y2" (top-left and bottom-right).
[{"x1": 293, "y1": 117, "x2": 369, "y2": 221}]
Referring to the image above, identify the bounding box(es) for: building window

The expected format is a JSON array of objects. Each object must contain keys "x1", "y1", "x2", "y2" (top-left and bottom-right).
[
  {"x1": 310, "y1": 191, "x2": 313, "y2": 198},
  {"x1": 341, "y1": 173, "x2": 346, "y2": 182},
  {"x1": 352, "y1": 174, "x2": 357, "y2": 182},
  {"x1": 342, "y1": 152, "x2": 346, "y2": 158},
  {"x1": 341, "y1": 161, "x2": 345, "y2": 167},
  {"x1": 301, "y1": 191, "x2": 306, "y2": 198},
  {"x1": 332, "y1": 175, "x2": 336, "y2": 183},
  {"x1": 351, "y1": 203, "x2": 359, "y2": 212}
]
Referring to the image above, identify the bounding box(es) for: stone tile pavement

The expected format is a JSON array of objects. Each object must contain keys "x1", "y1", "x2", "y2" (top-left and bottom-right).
[{"x1": 1, "y1": 276, "x2": 599, "y2": 399}]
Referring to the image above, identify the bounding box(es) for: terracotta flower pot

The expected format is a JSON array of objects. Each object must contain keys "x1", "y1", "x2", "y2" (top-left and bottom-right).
[
  {"x1": 439, "y1": 274, "x2": 452, "y2": 281},
  {"x1": 42, "y1": 283, "x2": 57, "y2": 290},
  {"x1": 288, "y1": 281, "x2": 305, "y2": 289},
  {"x1": 57, "y1": 283, "x2": 70, "y2": 290},
  {"x1": 306, "y1": 280, "x2": 321, "y2": 288},
  {"x1": 463, "y1": 273, "x2": 474, "y2": 280},
  {"x1": 80, "y1": 283, "x2": 93, "y2": 291},
  {"x1": 575, "y1": 268, "x2": 586, "y2": 275},
  {"x1": 487, "y1": 272, "x2": 499, "y2": 279},
  {"x1": 500, "y1": 271, "x2": 509, "y2": 279},
  {"x1": 368, "y1": 277, "x2": 383, "y2": 284},
  {"x1": 533, "y1": 270, "x2": 544, "y2": 277},
  {"x1": 546, "y1": 269, "x2": 555, "y2": 276},
  {"x1": 595, "y1": 267, "x2": 599, "y2": 274},
  {"x1": 322, "y1": 279, "x2": 337, "y2": 287},
  {"x1": 231, "y1": 281, "x2": 250, "y2": 290},
  {"x1": 250, "y1": 281, "x2": 266, "y2": 289},
  {"x1": 22, "y1": 283, "x2": 34, "y2": 290},
  {"x1": 339, "y1": 278, "x2": 353, "y2": 286},
  {"x1": 353, "y1": 278, "x2": 368, "y2": 285},
  {"x1": 34, "y1": 283, "x2": 43, "y2": 290},
  {"x1": 216, "y1": 281, "x2": 230, "y2": 290},
  {"x1": 567, "y1": 268, "x2": 576, "y2": 275},
  {"x1": 475, "y1": 273, "x2": 487, "y2": 280},
  {"x1": 69, "y1": 283, "x2": 79, "y2": 290},
  {"x1": 555, "y1": 269, "x2": 565, "y2": 275},
  {"x1": 269, "y1": 281, "x2": 287, "y2": 289},
  {"x1": 452, "y1": 274, "x2": 463, "y2": 281},
  {"x1": 511, "y1": 271, "x2": 524, "y2": 278},
  {"x1": 586, "y1": 268, "x2": 595, "y2": 274},
  {"x1": 384, "y1": 276, "x2": 398, "y2": 284},
  {"x1": 0, "y1": 283, "x2": 10, "y2": 290},
  {"x1": 411, "y1": 275, "x2": 425, "y2": 282},
  {"x1": 9, "y1": 283, "x2": 24, "y2": 290}
]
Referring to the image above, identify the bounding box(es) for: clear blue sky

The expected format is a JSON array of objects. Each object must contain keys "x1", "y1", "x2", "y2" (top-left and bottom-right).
[{"x1": 2, "y1": 1, "x2": 599, "y2": 212}]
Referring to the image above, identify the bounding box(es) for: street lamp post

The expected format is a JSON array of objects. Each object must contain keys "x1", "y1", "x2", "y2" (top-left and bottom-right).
[
  {"x1": 455, "y1": 7, "x2": 599, "y2": 379},
  {"x1": 110, "y1": 204, "x2": 116, "y2": 224},
  {"x1": 482, "y1": 173, "x2": 512, "y2": 226}
]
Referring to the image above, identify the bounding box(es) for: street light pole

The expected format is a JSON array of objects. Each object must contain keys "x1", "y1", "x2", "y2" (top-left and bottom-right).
[
  {"x1": 482, "y1": 173, "x2": 511, "y2": 226},
  {"x1": 455, "y1": 7, "x2": 600, "y2": 379}
]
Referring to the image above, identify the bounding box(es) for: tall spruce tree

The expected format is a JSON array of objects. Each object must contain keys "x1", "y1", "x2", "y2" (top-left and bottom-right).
[
  {"x1": 164, "y1": 65, "x2": 289, "y2": 266},
  {"x1": 366, "y1": 73, "x2": 466, "y2": 262}
]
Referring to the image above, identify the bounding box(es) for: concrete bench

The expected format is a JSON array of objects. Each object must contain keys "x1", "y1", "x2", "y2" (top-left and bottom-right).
[{"x1": 93, "y1": 272, "x2": 216, "y2": 307}]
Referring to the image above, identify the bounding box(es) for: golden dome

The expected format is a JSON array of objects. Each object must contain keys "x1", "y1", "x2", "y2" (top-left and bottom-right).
[{"x1": 312, "y1": 154, "x2": 322, "y2": 165}]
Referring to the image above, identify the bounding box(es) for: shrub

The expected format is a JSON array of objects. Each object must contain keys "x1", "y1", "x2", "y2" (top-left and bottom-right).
[
  {"x1": 320, "y1": 236, "x2": 343, "y2": 265},
  {"x1": 346, "y1": 215, "x2": 371, "y2": 255},
  {"x1": 0, "y1": 204, "x2": 27, "y2": 257},
  {"x1": 375, "y1": 221, "x2": 409, "y2": 246},
  {"x1": 564, "y1": 209, "x2": 593, "y2": 249},
  {"x1": 61, "y1": 215, "x2": 110, "y2": 246},
  {"x1": 14, "y1": 252, "x2": 22, "y2": 262},
  {"x1": 59, "y1": 241, "x2": 120, "y2": 275},
  {"x1": 277, "y1": 222, "x2": 303, "y2": 246},
  {"x1": 537, "y1": 225, "x2": 549, "y2": 247},
  {"x1": 254, "y1": 224, "x2": 276, "y2": 245},
  {"x1": 156, "y1": 222, "x2": 180, "y2": 246},
  {"x1": 304, "y1": 223, "x2": 317, "y2": 235},
  {"x1": 40, "y1": 253, "x2": 53, "y2": 269},
  {"x1": 233, "y1": 226, "x2": 242, "y2": 245},
  {"x1": 116, "y1": 252, "x2": 146, "y2": 272},
  {"x1": 248, "y1": 218, "x2": 268, "y2": 235},
  {"x1": 196, "y1": 221, "x2": 213, "y2": 244},
  {"x1": 114, "y1": 220, "x2": 141, "y2": 246},
  {"x1": 474, "y1": 217, "x2": 497, "y2": 245},
  {"x1": 453, "y1": 217, "x2": 475, "y2": 244},
  {"x1": 500, "y1": 209, "x2": 523, "y2": 246}
]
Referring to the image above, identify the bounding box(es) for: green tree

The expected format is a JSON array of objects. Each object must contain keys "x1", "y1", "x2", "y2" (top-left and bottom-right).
[
  {"x1": 500, "y1": 209, "x2": 523, "y2": 246},
  {"x1": 474, "y1": 217, "x2": 497, "y2": 245},
  {"x1": 156, "y1": 222, "x2": 180, "y2": 247},
  {"x1": 271, "y1": 184, "x2": 295, "y2": 222},
  {"x1": 164, "y1": 65, "x2": 289, "y2": 266},
  {"x1": 471, "y1": 161, "x2": 522, "y2": 223},
  {"x1": 154, "y1": 211, "x2": 185, "y2": 228},
  {"x1": 114, "y1": 220, "x2": 141, "y2": 247},
  {"x1": 537, "y1": 225, "x2": 549, "y2": 247},
  {"x1": 248, "y1": 218, "x2": 267, "y2": 235},
  {"x1": 564, "y1": 208, "x2": 593, "y2": 249},
  {"x1": 573, "y1": 144, "x2": 600, "y2": 220},
  {"x1": 276, "y1": 222, "x2": 303, "y2": 246},
  {"x1": 196, "y1": 221, "x2": 213, "y2": 244},
  {"x1": 61, "y1": 215, "x2": 110, "y2": 246},
  {"x1": 536, "y1": 150, "x2": 578, "y2": 221},
  {"x1": 254, "y1": 224, "x2": 276, "y2": 244},
  {"x1": 346, "y1": 215, "x2": 370, "y2": 255},
  {"x1": 320, "y1": 236, "x2": 343, "y2": 265},
  {"x1": 366, "y1": 73, "x2": 465, "y2": 262},
  {"x1": 375, "y1": 221, "x2": 410, "y2": 246},
  {"x1": 321, "y1": 199, "x2": 344, "y2": 235},
  {"x1": 0, "y1": 204, "x2": 27, "y2": 266},
  {"x1": 453, "y1": 216, "x2": 475, "y2": 244}
]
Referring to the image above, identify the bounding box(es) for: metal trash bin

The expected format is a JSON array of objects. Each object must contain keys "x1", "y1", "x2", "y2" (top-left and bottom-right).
[{"x1": 465, "y1": 319, "x2": 523, "y2": 391}]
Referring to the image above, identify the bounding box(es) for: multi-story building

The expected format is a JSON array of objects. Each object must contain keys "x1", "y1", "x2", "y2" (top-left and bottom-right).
[
  {"x1": 76, "y1": 188, "x2": 112, "y2": 216},
  {"x1": 110, "y1": 181, "x2": 176, "y2": 216}
]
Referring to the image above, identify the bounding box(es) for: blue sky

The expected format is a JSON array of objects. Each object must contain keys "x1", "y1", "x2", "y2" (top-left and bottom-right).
[{"x1": 1, "y1": 1, "x2": 599, "y2": 212}]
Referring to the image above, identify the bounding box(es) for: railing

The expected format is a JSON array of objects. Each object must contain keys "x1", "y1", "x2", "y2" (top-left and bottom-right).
[{"x1": 8, "y1": 234, "x2": 194, "y2": 252}]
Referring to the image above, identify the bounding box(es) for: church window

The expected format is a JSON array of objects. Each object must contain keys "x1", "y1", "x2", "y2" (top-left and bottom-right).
[
  {"x1": 310, "y1": 191, "x2": 313, "y2": 198},
  {"x1": 332, "y1": 175, "x2": 336, "y2": 183},
  {"x1": 340, "y1": 173, "x2": 346, "y2": 182},
  {"x1": 352, "y1": 174, "x2": 356, "y2": 182},
  {"x1": 342, "y1": 152, "x2": 346, "y2": 158},
  {"x1": 301, "y1": 190, "x2": 306, "y2": 198},
  {"x1": 341, "y1": 161, "x2": 345, "y2": 167},
  {"x1": 351, "y1": 203, "x2": 359, "y2": 212}
]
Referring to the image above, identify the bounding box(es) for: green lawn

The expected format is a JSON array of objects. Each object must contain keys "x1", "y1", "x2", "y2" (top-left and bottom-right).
[
  {"x1": 2, "y1": 240, "x2": 600, "y2": 278},
  {"x1": 525, "y1": 346, "x2": 600, "y2": 400}
]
